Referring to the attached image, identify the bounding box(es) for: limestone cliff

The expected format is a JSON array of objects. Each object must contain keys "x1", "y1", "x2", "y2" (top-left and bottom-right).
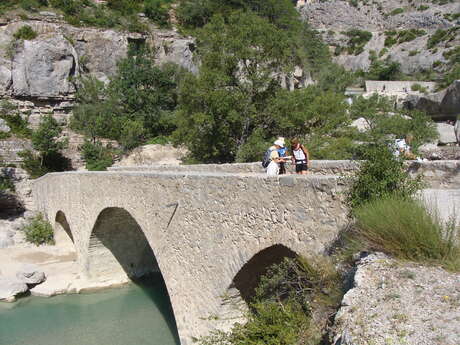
[{"x1": 300, "y1": 0, "x2": 459, "y2": 74}]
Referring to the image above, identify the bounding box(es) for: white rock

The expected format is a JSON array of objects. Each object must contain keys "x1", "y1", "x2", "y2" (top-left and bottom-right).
[
  {"x1": 0, "y1": 229, "x2": 14, "y2": 249},
  {"x1": 0, "y1": 277, "x2": 28, "y2": 302},
  {"x1": 436, "y1": 123, "x2": 456, "y2": 145},
  {"x1": 0, "y1": 118, "x2": 10, "y2": 133},
  {"x1": 16, "y1": 264, "x2": 46, "y2": 285},
  {"x1": 350, "y1": 117, "x2": 370, "y2": 132}
]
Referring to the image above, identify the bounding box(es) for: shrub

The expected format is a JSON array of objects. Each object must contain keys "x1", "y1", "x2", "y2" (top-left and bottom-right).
[
  {"x1": 411, "y1": 83, "x2": 428, "y2": 93},
  {"x1": 0, "y1": 168, "x2": 15, "y2": 192},
  {"x1": 389, "y1": 8, "x2": 404, "y2": 16},
  {"x1": 427, "y1": 27, "x2": 459, "y2": 49},
  {"x1": 345, "y1": 29, "x2": 372, "y2": 55},
  {"x1": 198, "y1": 256, "x2": 343, "y2": 345},
  {"x1": 409, "y1": 50, "x2": 419, "y2": 56},
  {"x1": 144, "y1": 0, "x2": 171, "y2": 27},
  {"x1": 351, "y1": 196, "x2": 460, "y2": 270},
  {"x1": 22, "y1": 213, "x2": 54, "y2": 246},
  {"x1": 13, "y1": 25, "x2": 38, "y2": 40},
  {"x1": 0, "y1": 101, "x2": 32, "y2": 139},
  {"x1": 80, "y1": 140, "x2": 117, "y2": 171},
  {"x1": 347, "y1": 144, "x2": 424, "y2": 210},
  {"x1": 20, "y1": 115, "x2": 71, "y2": 178},
  {"x1": 417, "y1": 5, "x2": 429, "y2": 11}
]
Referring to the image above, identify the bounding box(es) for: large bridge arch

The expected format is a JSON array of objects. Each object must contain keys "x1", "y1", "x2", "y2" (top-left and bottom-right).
[{"x1": 87, "y1": 207, "x2": 160, "y2": 280}]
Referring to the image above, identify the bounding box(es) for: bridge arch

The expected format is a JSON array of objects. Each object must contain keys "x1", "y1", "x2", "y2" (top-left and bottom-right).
[
  {"x1": 87, "y1": 207, "x2": 160, "y2": 280},
  {"x1": 216, "y1": 244, "x2": 299, "y2": 330},
  {"x1": 54, "y1": 211, "x2": 75, "y2": 252}
]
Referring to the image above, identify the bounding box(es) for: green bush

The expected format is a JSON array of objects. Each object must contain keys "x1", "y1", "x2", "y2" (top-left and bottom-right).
[
  {"x1": 144, "y1": 0, "x2": 171, "y2": 27},
  {"x1": 411, "y1": 83, "x2": 428, "y2": 93},
  {"x1": 19, "y1": 115, "x2": 71, "y2": 178},
  {"x1": 80, "y1": 140, "x2": 117, "y2": 171},
  {"x1": 198, "y1": 256, "x2": 343, "y2": 345},
  {"x1": 352, "y1": 196, "x2": 460, "y2": 271},
  {"x1": 389, "y1": 8, "x2": 404, "y2": 16},
  {"x1": 22, "y1": 213, "x2": 55, "y2": 246},
  {"x1": 417, "y1": 5, "x2": 429, "y2": 11},
  {"x1": 345, "y1": 29, "x2": 372, "y2": 55},
  {"x1": 13, "y1": 25, "x2": 38, "y2": 40},
  {"x1": 0, "y1": 168, "x2": 15, "y2": 192},
  {"x1": 0, "y1": 101, "x2": 32, "y2": 139},
  {"x1": 427, "y1": 27, "x2": 459, "y2": 49},
  {"x1": 347, "y1": 144, "x2": 424, "y2": 210}
]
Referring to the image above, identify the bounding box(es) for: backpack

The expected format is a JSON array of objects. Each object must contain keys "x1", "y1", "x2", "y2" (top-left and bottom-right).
[{"x1": 262, "y1": 148, "x2": 273, "y2": 168}]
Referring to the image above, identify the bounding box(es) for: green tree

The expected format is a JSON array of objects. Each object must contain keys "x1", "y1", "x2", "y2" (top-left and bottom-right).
[
  {"x1": 72, "y1": 46, "x2": 182, "y2": 150},
  {"x1": 173, "y1": 12, "x2": 306, "y2": 162},
  {"x1": 20, "y1": 115, "x2": 70, "y2": 178}
]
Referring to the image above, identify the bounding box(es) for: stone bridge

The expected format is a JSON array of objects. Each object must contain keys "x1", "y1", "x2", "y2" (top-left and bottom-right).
[
  {"x1": 32, "y1": 165, "x2": 350, "y2": 344},
  {"x1": 32, "y1": 160, "x2": 460, "y2": 344}
]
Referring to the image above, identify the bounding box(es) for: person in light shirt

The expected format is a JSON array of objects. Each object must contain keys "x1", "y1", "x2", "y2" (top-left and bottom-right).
[{"x1": 291, "y1": 138, "x2": 310, "y2": 175}]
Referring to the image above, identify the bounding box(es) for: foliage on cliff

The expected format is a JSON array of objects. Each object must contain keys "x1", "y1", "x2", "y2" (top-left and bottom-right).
[{"x1": 0, "y1": 0, "x2": 173, "y2": 30}]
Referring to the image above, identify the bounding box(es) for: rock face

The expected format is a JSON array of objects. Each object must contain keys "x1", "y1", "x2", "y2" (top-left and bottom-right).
[
  {"x1": 300, "y1": 0, "x2": 459, "y2": 74},
  {"x1": 0, "y1": 17, "x2": 197, "y2": 166},
  {"x1": 11, "y1": 34, "x2": 78, "y2": 98},
  {"x1": 332, "y1": 253, "x2": 460, "y2": 345}
]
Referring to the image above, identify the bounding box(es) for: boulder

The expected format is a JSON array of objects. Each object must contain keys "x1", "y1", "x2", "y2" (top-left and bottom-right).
[
  {"x1": 0, "y1": 118, "x2": 10, "y2": 133},
  {"x1": 350, "y1": 117, "x2": 370, "y2": 132},
  {"x1": 440, "y1": 80, "x2": 460, "y2": 117},
  {"x1": 403, "y1": 91, "x2": 445, "y2": 118},
  {"x1": 0, "y1": 277, "x2": 28, "y2": 302},
  {"x1": 12, "y1": 34, "x2": 78, "y2": 98},
  {"x1": 436, "y1": 123, "x2": 457, "y2": 145},
  {"x1": 16, "y1": 264, "x2": 46, "y2": 285},
  {"x1": 418, "y1": 143, "x2": 441, "y2": 160}
]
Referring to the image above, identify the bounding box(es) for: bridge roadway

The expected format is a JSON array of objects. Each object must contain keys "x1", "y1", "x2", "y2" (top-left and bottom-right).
[{"x1": 33, "y1": 166, "x2": 349, "y2": 344}]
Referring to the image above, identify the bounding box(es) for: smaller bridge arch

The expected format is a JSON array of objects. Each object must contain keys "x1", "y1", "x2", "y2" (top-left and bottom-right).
[
  {"x1": 215, "y1": 244, "x2": 299, "y2": 331},
  {"x1": 54, "y1": 211, "x2": 76, "y2": 252}
]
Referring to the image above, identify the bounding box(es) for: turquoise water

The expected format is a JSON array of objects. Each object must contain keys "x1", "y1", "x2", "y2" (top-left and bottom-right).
[{"x1": 0, "y1": 275, "x2": 180, "y2": 345}]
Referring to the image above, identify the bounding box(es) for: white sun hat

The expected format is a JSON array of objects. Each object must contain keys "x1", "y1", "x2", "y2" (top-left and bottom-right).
[{"x1": 274, "y1": 139, "x2": 284, "y2": 147}]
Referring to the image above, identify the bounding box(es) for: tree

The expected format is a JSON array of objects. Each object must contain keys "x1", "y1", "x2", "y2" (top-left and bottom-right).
[
  {"x1": 71, "y1": 45, "x2": 183, "y2": 150},
  {"x1": 20, "y1": 115, "x2": 70, "y2": 178},
  {"x1": 173, "y1": 12, "x2": 305, "y2": 163}
]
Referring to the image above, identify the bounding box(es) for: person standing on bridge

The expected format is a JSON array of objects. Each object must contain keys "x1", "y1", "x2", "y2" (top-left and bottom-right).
[
  {"x1": 291, "y1": 139, "x2": 309, "y2": 175},
  {"x1": 265, "y1": 139, "x2": 288, "y2": 176}
]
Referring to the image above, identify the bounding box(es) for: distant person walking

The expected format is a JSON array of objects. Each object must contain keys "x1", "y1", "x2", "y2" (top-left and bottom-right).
[
  {"x1": 263, "y1": 139, "x2": 287, "y2": 176},
  {"x1": 291, "y1": 139, "x2": 309, "y2": 175}
]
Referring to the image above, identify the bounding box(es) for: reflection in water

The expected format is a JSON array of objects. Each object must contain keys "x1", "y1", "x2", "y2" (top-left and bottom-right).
[{"x1": 0, "y1": 274, "x2": 180, "y2": 345}]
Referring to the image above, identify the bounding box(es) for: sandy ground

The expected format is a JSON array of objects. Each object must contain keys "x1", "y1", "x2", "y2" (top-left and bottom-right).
[{"x1": 0, "y1": 245, "x2": 130, "y2": 299}]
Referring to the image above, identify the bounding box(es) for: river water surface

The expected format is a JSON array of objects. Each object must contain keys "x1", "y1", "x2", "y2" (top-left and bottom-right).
[{"x1": 0, "y1": 275, "x2": 180, "y2": 345}]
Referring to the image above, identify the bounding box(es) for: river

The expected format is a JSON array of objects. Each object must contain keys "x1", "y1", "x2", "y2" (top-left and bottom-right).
[{"x1": 0, "y1": 274, "x2": 180, "y2": 345}]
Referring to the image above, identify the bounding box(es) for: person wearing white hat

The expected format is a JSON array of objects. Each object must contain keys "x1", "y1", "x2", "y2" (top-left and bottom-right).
[{"x1": 266, "y1": 139, "x2": 287, "y2": 176}]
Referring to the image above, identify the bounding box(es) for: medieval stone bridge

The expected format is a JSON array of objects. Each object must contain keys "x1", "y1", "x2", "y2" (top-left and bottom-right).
[
  {"x1": 31, "y1": 160, "x2": 460, "y2": 344},
  {"x1": 32, "y1": 163, "x2": 350, "y2": 344}
]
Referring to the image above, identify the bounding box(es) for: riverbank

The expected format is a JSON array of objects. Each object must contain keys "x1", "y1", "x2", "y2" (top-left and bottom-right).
[{"x1": 0, "y1": 245, "x2": 131, "y2": 301}]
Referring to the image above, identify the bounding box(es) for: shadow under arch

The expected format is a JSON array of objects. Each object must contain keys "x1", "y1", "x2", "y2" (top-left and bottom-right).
[
  {"x1": 88, "y1": 207, "x2": 179, "y2": 342},
  {"x1": 232, "y1": 244, "x2": 298, "y2": 303},
  {"x1": 55, "y1": 211, "x2": 76, "y2": 252}
]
